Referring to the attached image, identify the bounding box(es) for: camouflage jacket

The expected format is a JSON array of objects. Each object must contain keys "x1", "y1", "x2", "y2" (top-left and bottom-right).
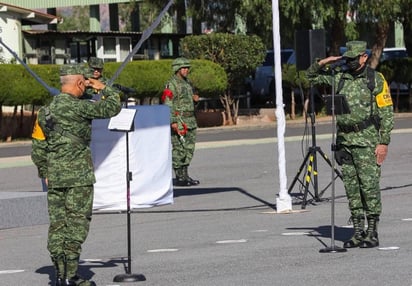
[
  {"x1": 162, "y1": 74, "x2": 197, "y2": 129},
  {"x1": 31, "y1": 86, "x2": 121, "y2": 188},
  {"x1": 306, "y1": 62, "x2": 394, "y2": 147}
]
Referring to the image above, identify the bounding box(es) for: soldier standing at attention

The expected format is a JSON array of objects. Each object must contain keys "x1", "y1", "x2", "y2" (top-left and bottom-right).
[
  {"x1": 83, "y1": 57, "x2": 107, "y2": 100},
  {"x1": 31, "y1": 64, "x2": 122, "y2": 286},
  {"x1": 162, "y1": 57, "x2": 200, "y2": 186},
  {"x1": 306, "y1": 41, "x2": 394, "y2": 248}
]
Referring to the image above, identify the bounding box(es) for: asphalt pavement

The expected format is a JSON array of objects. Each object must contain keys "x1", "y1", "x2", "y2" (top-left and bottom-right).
[{"x1": 0, "y1": 114, "x2": 412, "y2": 286}]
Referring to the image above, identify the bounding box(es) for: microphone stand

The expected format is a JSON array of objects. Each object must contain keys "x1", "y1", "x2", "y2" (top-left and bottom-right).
[{"x1": 319, "y1": 66, "x2": 347, "y2": 253}]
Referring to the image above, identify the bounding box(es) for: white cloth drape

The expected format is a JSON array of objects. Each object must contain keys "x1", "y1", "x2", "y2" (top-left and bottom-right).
[{"x1": 91, "y1": 105, "x2": 173, "y2": 211}]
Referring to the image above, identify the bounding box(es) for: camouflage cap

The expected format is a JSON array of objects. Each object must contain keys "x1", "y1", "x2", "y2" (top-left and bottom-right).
[
  {"x1": 172, "y1": 57, "x2": 191, "y2": 73},
  {"x1": 88, "y1": 57, "x2": 104, "y2": 69},
  {"x1": 59, "y1": 64, "x2": 91, "y2": 77},
  {"x1": 343, "y1": 41, "x2": 367, "y2": 58}
]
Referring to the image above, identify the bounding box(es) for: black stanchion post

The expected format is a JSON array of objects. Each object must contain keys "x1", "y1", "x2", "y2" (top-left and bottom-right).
[
  {"x1": 319, "y1": 68, "x2": 347, "y2": 253},
  {"x1": 112, "y1": 98, "x2": 146, "y2": 282}
]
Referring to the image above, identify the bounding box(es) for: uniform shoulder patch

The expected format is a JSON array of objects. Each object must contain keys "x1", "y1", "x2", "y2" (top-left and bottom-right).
[{"x1": 376, "y1": 75, "x2": 393, "y2": 108}]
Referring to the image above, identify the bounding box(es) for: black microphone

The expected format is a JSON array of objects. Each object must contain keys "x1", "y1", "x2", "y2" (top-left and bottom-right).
[{"x1": 112, "y1": 84, "x2": 137, "y2": 94}]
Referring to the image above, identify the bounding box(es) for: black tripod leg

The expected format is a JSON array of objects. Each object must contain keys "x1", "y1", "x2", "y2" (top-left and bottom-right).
[
  {"x1": 301, "y1": 150, "x2": 316, "y2": 209},
  {"x1": 315, "y1": 148, "x2": 343, "y2": 199},
  {"x1": 317, "y1": 148, "x2": 343, "y2": 179},
  {"x1": 287, "y1": 150, "x2": 312, "y2": 194}
]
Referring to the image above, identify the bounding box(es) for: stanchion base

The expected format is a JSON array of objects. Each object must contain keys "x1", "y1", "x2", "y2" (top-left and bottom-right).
[
  {"x1": 319, "y1": 246, "x2": 347, "y2": 253},
  {"x1": 113, "y1": 273, "x2": 146, "y2": 282}
]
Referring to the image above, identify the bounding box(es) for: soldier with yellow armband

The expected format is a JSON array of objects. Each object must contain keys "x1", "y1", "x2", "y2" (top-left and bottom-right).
[
  {"x1": 307, "y1": 41, "x2": 394, "y2": 249},
  {"x1": 31, "y1": 117, "x2": 48, "y2": 192}
]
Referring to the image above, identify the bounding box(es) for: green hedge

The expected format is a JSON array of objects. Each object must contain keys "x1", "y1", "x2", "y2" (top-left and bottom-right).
[{"x1": 0, "y1": 59, "x2": 227, "y2": 106}]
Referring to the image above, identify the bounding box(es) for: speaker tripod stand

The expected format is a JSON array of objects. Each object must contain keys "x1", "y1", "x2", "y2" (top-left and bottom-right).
[{"x1": 287, "y1": 90, "x2": 343, "y2": 209}]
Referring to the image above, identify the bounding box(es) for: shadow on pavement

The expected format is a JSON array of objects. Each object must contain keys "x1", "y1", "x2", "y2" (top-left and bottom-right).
[
  {"x1": 36, "y1": 258, "x2": 128, "y2": 285},
  {"x1": 286, "y1": 225, "x2": 352, "y2": 244}
]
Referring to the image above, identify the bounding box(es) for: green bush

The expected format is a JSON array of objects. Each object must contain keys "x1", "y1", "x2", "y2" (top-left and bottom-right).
[
  {"x1": 0, "y1": 59, "x2": 227, "y2": 106},
  {"x1": 0, "y1": 64, "x2": 58, "y2": 106}
]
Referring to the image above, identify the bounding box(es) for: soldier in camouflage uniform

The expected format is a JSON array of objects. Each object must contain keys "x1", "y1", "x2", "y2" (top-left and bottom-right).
[
  {"x1": 162, "y1": 57, "x2": 200, "y2": 186},
  {"x1": 306, "y1": 41, "x2": 394, "y2": 248},
  {"x1": 82, "y1": 57, "x2": 108, "y2": 100},
  {"x1": 31, "y1": 64, "x2": 121, "y2": 286}
]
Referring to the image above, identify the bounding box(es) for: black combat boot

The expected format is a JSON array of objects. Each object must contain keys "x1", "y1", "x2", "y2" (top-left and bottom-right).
[
  {"x1": 343, "y1": 215, "x2": 365, "y2": 248},
  {"x1": 174, "y1": 168, "x2": 191, "y2": 186},
  {"x1": 183, "y1": 166, "x2": 199, "y2": 186},
  {"x1": 52, "y1": 255, "x2": 65, "y2": 286},
  {"x1": 64, "y1": 275, "x2": 96, "y2": 286},
  {"x1": 359, "y1": 215, "x2": 379, "y2": 248},
  {"x1": 64, "y1": 257, "x2": 96, "y2": 286}
]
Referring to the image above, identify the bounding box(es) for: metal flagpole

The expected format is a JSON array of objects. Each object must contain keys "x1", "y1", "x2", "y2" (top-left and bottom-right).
[{"x1": 272, "y1": 0, "x2": 292, "y2": 212}]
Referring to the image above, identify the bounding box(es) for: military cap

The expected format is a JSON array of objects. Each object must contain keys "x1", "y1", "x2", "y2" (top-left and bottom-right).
[
  {"x1": 60, "y1": 64, "x2": 91, "y2": 77},
  {"x1": 88, "y1": 57, "x2": 104, "y2": 69},
  {"x1": 343, "y1": 41, "x2": 367, "y2": 58},
  {"x1": 172, "y1": 57, "x2": 191, "y2": 73}
]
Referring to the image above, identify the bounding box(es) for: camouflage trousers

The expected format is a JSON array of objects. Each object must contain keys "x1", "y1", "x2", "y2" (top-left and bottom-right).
[
  {"x1": 47, "y1": 185, "x2": 94, "y2": 278},
  {"x1": 341, "y1": 146, "x2": 382, "y2": 217},
  {"x1": 171, "y1": 127, "x2": 197, "y2": 169}
]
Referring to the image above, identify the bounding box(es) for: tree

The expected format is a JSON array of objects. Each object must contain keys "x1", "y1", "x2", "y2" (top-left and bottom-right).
[
  {"x1": 180, "y1": 33, "x2": 265, "y2": 124},
  {"x1": 396, "y1": 0, "x2": 412, "y2": 55},
  {"x1": 57, "y1": 6, "x2": 89, "y2": 31},
  {"x1": 352, "y1": 0, "x2": 401, "y2": 68}
]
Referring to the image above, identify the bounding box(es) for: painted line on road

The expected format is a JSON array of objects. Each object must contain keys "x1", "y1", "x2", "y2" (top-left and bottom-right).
[
  {"x1": 196, "y1": 128, "x2": 412, "y2": 150},
  {"x1": 378, "y1": 246, "x2": 400, "y2": 251},
  {"x1": 0, "y1": 155, "x2": 33, "y2": 169},
  {"x1": 196, "y1": 134, "x2": 332, "y2": 150},
  {"x1": 2, "y1": 128, "x2": 412, "y2": 166},
  {"x1": 147, "y1": 248, "x2": 179, "y2": 253},
  {"x1": 216, "y1": 239, "x2": 247, "y2": 244},
  {"x1": 281, "y1": 232, "x2": 310, "y2": 236},
  {"x1": 0, "y1": 270, "x2": 25, "y2": 275}
]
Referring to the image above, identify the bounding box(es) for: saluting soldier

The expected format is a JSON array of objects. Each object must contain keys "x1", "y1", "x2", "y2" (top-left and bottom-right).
[
  {"x1": 31, "y1": 64, "x2": 121, "y2": 286},
  {"x1": 306, "y1": 41, "x2": 394, "y2": 249},
  {"x1": 82, "y1": 57, "x2": 108, "y2": 100},
  {"x1": 162, "y1": 57, "x2": 200, "y2": 186}
]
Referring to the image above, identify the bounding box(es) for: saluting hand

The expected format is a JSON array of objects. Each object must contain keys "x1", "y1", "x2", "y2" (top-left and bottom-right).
[
  {"x1": 318, "y1": 56, "x2": 342, "y2": 66},
  {"x1": 87, "y1": 78, "x2": 105, "y2": 91}
]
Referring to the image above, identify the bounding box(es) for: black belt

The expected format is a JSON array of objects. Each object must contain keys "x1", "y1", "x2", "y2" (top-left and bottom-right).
[{"x1": 338, "y1": 117, "x2": 375, "y2": 133}]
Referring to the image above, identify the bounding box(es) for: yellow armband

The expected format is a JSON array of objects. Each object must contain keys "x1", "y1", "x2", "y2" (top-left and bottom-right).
[
  {"x1": 32, "y1": 118, "x2": 46, "y2": 140},
  {"x1": 376, "y1": 79, "x2": 393, "y2": 108}
]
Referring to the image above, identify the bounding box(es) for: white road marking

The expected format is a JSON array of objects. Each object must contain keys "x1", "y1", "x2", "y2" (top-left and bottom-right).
[
  {"x1": 0, "y1": 270, "x2": 25, "y2": 275},
  {"x1": 377, "y1": 246, "x2": 400, "y2": 251},
  {"x1": 147, "y1": 248, "x2": 179, "y2": 253},
  {"x1": 81, "y1": 258, "x2": 104, "y2": 262},
  {"x1": 281, "y1": 232, "x2": 310, "y2": 236},
  {"x1": 216, "y1": 239, "x2": 247, "y2": 244}
]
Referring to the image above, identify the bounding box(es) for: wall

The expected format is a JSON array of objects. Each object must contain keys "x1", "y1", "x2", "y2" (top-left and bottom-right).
[{"x1": 0, "y1": 14, "x2": 22, "y2": 62}]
